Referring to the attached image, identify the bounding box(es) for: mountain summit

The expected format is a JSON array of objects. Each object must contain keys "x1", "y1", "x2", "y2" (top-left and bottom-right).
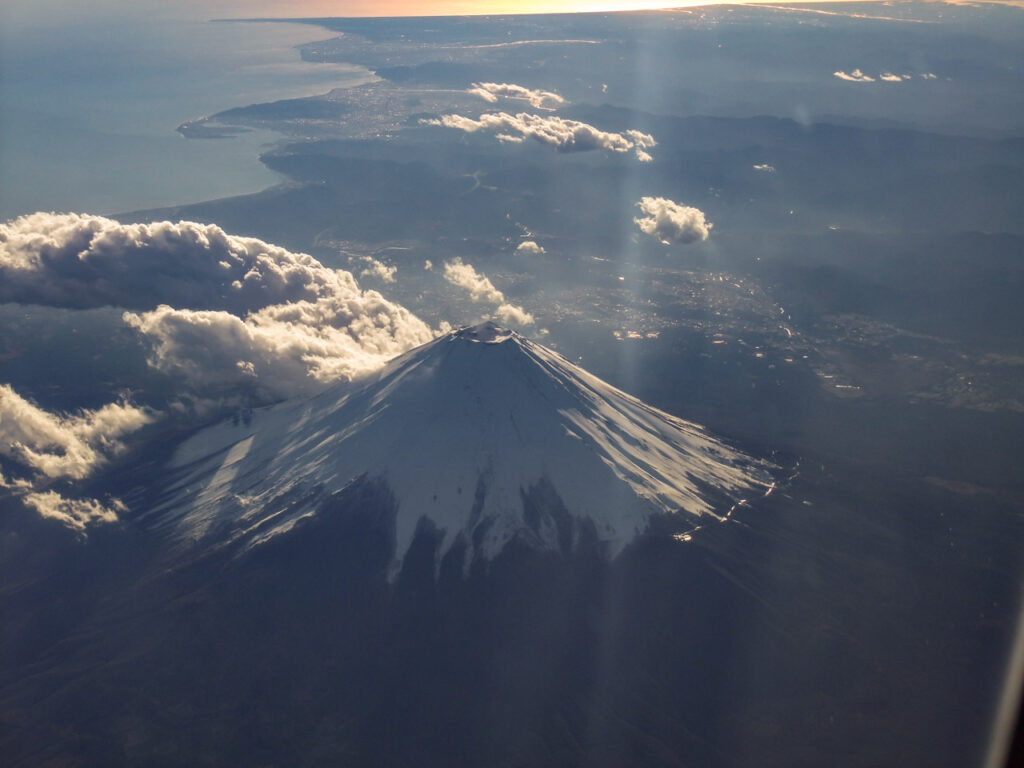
[{"x1": 149, "y1": 322, "x2": 773, "y2": 572}]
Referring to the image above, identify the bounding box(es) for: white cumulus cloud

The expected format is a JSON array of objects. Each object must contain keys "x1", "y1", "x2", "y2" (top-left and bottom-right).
[
  {"x1": 0, "y1": 212, "x2": 351, "y2": 314},
  {"x1": 495, "y1": 302, "x2": 535, "y2": 327},
  {"x1": 1, "y1": 212, "x2": 436, "y2": 403},
  {"x1": 442, "y1": 258, "x2": 534, "y2": 326},
  {"x1": 516, "y1": 240, "x2": 546, "y2": 255},
  {"x1": 124, "y1": 292, "x2": 435, "y2": 401},
  {"x1": 443, "y1": 258, "x2": 505, "y2": 304},
  {"x1": 468, "y1": 82, "x2": 565, "y2": 110},
  {"x1": 355, "y1": 255, "x2": 397, "y2": 283},
  {"x1": 422, "y1": 112, "x2": 656, "y2": 160},
  {"x1": 753, "y1": 163, "x2": 776, "y2": 173},
  {"x1": 834, "y1": 69, "x2": 876, "y2": 83},
  {"x1": 634, "y1": 197, "x2": 713, "y2": 245}
]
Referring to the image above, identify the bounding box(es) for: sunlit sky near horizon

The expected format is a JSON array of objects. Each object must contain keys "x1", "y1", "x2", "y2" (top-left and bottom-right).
[{"x1": 3, "y1": 0, "x2": 1021, "y2": 26}]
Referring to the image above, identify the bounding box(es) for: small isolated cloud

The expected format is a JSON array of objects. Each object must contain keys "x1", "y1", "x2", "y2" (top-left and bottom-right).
[
  {"x1": 921, "y1": 72, "x2": 937, "y2": 80},
  {"x1": 442, "y1": 258, "x2": 505, "y2": 304},
  {"x1": 634, "y1": 197, "x2": 713, "y2": 245},
  {"x1": 495, "y1": 302, "x2": 534, "y2": 326},
  {"x1": 753, "y1": 163, "x2": 776, "y2": 173},
  {"x1": 0, "y1": 384, "x2": 154, "y2": 481},
  {"x1": 422, "y1": 112, "x2": 656, "y2": 160},
  {"x1": 516, "y1": 240, "x2": 546, "y2": 255},
  {"x1": 468, "y1": 82, "x2": 565, "y2": 110},
  {"x1": 442, "y1": 257, "x2": 534, "y2": 326},
  {"x1": 356, "y1": 255, "x2": 397, "y2": 283},
  {"x1": 627, "y1": 130, "x2": 657, "y2": 162},
  {"x1": 834, "y1": 69, "x2": 876, "y2": 82},
  {"x1": 424, "y1": 260, "x2": 433, "y2": 270},
  {"x1": 879, "y1": 72, "x2": 906, "y2": 82}
]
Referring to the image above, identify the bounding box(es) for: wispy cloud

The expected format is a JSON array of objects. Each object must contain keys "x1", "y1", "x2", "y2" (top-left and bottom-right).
[
  {"x1": 0, "y1": 384, "x2": 154, "y2": 481},
  {"x1": 21, "y1": 491, "x2": 125, "y2": 533},
  {"x1": 0, "y1": 385, "x2": 152, "y2": 533}
]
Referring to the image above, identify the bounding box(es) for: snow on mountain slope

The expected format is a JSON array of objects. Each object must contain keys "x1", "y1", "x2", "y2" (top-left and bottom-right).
[{"x1": 146, "y1": 323, "x2": 774, "y2": 570}]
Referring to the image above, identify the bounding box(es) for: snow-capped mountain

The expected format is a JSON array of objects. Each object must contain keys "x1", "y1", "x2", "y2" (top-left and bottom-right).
[{"x1": 146, "y1": 322, "x2": 773, "y2": 572}]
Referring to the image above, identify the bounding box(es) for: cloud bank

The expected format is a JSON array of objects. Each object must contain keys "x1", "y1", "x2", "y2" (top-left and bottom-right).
[
  {"x1": 442, "y1": 258, "x2": 534, "y2": 326},
  {"x1": 1, "y1": 213, "x2": 435, "y2": 401},
  {"x1": 1, "y1": 213, "x2": 441, "y2": 530},
  {"x1": 468, "y1": 82, "x2": 565, "y2": 110},
  {"x1": 634, "y1": 197, "x2": 713, "y2": 245},
  {"x1": 1, "y1": 213, "x2": 441, "y2": 529},
  {"x1": 0, "y1": 212, "x2": 351, "y2": 314},
  {"x1": 422, "y1": 112, "x2": 656, "y2": 160},
  {"x1": 124, "y1": 294, "x2": 434, "y2": 400},
  {"x1": 21, "y1": 491, "x2": 125, "y2": 533}
]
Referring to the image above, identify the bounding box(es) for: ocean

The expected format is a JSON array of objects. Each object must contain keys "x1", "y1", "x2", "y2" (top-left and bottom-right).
[{"x1": 0, "y1": 13, "x2": 374, "y2": 219}]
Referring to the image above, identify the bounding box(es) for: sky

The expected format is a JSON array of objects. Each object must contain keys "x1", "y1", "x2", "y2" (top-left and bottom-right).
[
  {"x1": 4, "y1": 0, "x2": 1020, "y2": 27},
  {"x1": 0, "y1": 0, "x2": 684, "y2": 27}
]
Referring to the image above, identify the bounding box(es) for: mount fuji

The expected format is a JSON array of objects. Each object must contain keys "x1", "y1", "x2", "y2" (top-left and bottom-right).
[{"x1": 145, "y1": 322, "x2": 774, "y2": 574}]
